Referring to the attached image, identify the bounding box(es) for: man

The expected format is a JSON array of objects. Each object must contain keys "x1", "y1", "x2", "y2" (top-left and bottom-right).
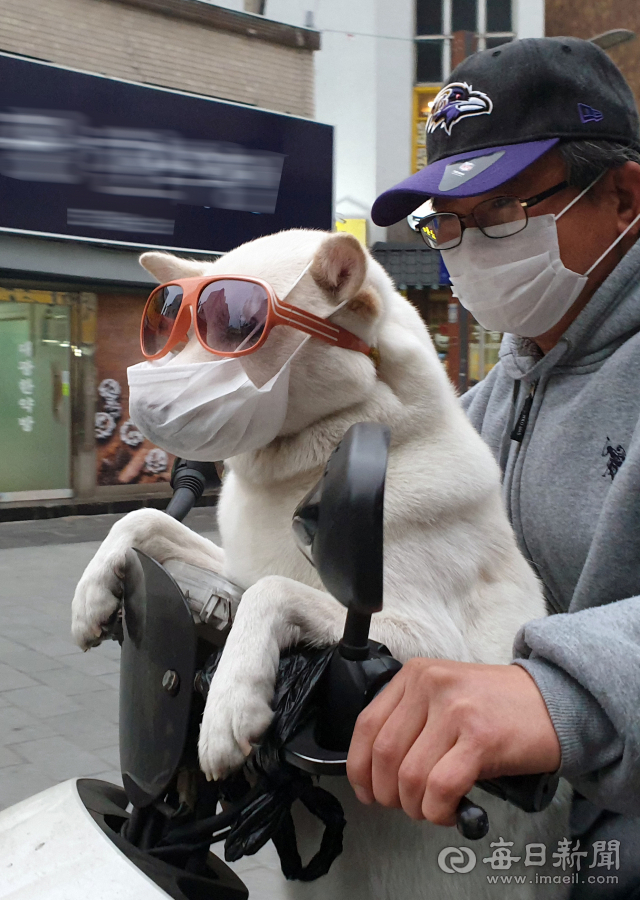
[{"x1": 347, "y1": 37, "x2": 640, "y2": 896}]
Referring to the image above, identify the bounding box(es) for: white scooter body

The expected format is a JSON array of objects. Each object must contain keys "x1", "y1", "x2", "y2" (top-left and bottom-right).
[{"x1": 0, "y1": 779, "x2": 165, "y2": 899}]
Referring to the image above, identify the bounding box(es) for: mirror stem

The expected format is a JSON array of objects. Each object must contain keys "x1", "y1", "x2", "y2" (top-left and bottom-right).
[{"x1": 339, "y1": 609, "x2": 372, "y2": 660}]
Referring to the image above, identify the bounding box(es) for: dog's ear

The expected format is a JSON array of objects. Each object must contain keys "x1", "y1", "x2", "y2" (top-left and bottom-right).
[
  {"x1": 310, "y1": 233, "x2": 367, "y2": 303},
  {"x1": 139, "y1": 251, "x2": 204, "y2": 283}
]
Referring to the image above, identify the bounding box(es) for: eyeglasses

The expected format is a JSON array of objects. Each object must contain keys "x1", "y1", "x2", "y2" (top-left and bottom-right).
[
  {"x1": 418, "y1": 180, "x2": 569, "y2": 250},
  {"x1": 140, "y1": 275, "x2": 372, "y2": 360}
]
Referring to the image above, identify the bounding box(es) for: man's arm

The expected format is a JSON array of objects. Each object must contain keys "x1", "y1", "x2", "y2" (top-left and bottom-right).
[
  {"x1": 346, "y1": 597, "x2": 640, "y2": 823},
  {"x1": 513, "y1": 595, "x2": 640, "y2": 815},
  {"x1": 349, "y1": 364, "x2": 640, "y2": 823}
]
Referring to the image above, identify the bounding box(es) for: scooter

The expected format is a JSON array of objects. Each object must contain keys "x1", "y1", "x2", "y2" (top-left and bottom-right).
[{"x1": 0, "y1": 423, "x2": 558, "y2": 899}]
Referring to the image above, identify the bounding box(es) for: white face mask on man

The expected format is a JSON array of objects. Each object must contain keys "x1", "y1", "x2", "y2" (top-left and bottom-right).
[{"x1": 443, "y1": 177, "x2": 640, "y2": 337}]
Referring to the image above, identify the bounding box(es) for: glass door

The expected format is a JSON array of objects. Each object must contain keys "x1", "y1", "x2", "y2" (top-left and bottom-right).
[{"x1": 0, "y1": 290, "x2": 72, "y2": 500}]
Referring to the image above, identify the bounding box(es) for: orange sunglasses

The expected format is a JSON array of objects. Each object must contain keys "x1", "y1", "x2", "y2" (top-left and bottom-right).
[{"x1": 140, "y1": 275, "x2": 373, "y2": 361}]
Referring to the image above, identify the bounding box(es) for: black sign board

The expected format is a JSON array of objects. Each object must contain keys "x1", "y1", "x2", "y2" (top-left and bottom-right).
[{"x1": 0, "y1": 52, "x2": 333, "y2": 253}]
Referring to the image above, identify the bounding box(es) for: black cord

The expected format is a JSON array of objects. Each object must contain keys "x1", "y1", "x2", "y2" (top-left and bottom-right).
[
  {"x1": 157, "y1": 794, "x2": 258, "y2": 847},
  {"x1": 147, "y1": 829, "x2": 232, "y2": 858}
]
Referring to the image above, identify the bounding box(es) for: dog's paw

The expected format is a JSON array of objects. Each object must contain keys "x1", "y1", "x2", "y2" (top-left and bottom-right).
[
  {"x1": 71, "y1": 554, "x2": 125, "y2": 650},
  {"x1": 198, "y1": 677, "x2": 274, "y2": 781}
]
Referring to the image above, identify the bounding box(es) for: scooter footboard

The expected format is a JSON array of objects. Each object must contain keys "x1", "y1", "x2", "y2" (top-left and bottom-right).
[{"x1": 0, "y1": 777, "x2": 248, "y2": 900}]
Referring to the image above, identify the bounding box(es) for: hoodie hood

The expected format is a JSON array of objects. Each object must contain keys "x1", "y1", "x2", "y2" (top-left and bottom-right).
[{"x1": 499, "y1": 238, "x2": 640, "y2": 382}]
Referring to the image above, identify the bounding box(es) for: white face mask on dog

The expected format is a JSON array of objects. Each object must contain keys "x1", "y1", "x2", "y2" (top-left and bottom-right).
[
  {"x1": 127, "y1": 346, "x2": 303, "y2": 462},
  {"x1": 127, "y1": 264, "x2": 349, "y2": 461},
  {"x1": 443, "y1": 178, "x2": 640, "y2": 337}
]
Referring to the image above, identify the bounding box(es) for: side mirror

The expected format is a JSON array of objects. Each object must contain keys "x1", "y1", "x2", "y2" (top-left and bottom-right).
[
  {"x1": 292, "y1": 422, "x2": 390, "y2": 618},
  {"x1": 290, "y1": 422, "x2": 558, "y2": 842},
  {"x1": 286, "y1": 422, "x2": 399, "y2": 769}
]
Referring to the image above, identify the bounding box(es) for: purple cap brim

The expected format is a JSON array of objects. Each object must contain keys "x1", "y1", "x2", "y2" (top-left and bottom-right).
[{"x1": 371, "y1": 138, "x2": 559, "y2": 226}]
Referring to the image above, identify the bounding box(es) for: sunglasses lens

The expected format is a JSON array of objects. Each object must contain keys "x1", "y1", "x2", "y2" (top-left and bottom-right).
[
  {"x1": 142, "y1": 285, "x2": 184, "y2": 356},
  {"x1": 197, "y1": 280, "x2": 269, "y2": 353}
]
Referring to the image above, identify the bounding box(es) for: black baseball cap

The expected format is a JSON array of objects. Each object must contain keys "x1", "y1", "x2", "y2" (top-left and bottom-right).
[{"x1": 372, "y1": 37, "x2": 640, "y2": 226}]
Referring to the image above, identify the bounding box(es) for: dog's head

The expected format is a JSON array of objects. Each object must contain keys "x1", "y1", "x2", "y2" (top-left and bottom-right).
[{"x1": 139, "y1": 229, "x2": 390, "y2": 440}]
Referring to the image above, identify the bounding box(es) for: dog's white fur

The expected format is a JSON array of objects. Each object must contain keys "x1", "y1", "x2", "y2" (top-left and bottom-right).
[{"x1": 72, "y1": 229, "x2": 569, "y2": 899}]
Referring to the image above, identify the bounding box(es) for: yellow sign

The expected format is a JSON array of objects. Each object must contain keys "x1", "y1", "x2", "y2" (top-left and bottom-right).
[
  {"x1": 0, "y1": 288, "x2": 70, "y2": 305},
  {"x1": 413, "y1": 85, "x2": 441, "y2": 173},
  {"x1": 335, "y1": 218, "x2": 367, "y2": 246}
]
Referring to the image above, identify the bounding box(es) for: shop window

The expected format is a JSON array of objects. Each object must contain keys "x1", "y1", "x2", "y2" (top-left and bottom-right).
[
  {"x1": 403, "y1": 286, "x2": 502, "y2": 391},
  {"x1": 452, "y1": 0, "x2": 477, "y2": 33},
  {"x1": 95, "y1": 292, "x2": 175, "y2": 488},
  {"x1": 416, "y1": 0, "x2": 442, "y2": 36},
  {"x1": 413, "y1": 85, "x2": 443, "y2": 171},
  {"x1": 407, "y1": 287, "x2": 459, "y2": 383},
  {"x1": 468, "y1": 322, "x2": 503, "y2": 385},
  {"x1": 416, "y1": 41, "x2": 444, "y2": 84},
  {"x1": 486, "y1": 35, "x2": 513, "y2": 49},
  {"x1": 486, "y1": 0, "x2": 512, "y2": 33},
  {"x1": 415, "y1": 0, "x2": 515, "y2": 83}
]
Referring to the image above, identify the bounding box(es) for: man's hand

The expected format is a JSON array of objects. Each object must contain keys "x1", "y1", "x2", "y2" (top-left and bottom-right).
[{"x1": 346, "y1": 658, "x2": 561, "y2": 826}]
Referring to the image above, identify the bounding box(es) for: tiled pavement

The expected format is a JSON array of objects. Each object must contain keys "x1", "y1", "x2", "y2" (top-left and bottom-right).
[{"x1": 0, "y1": 508, "x2": 220, "y2": 811}]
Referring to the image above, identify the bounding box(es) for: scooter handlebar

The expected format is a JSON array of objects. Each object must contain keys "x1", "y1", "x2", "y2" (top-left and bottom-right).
[
  {"x1": 456, "y1": 771, "x2": 559, "y2": 840},
  {"x1": 160, "y1": 448, "x2": 559, "y2": 842}
]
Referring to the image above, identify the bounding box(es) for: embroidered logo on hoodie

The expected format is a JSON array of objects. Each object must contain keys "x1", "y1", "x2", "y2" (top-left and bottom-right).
[{"x1": 602, "y1": 437, "x2": 626, "y2": 481}]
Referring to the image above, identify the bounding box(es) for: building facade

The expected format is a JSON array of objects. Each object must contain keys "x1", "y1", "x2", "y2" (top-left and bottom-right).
[
  {"x1": 0, "y1": 0, "x2": 316, "y2": 117},
  {"x1": 0, "y1": 0, "x2": 325, "y2": 506},
  {"x1": 545, "y1": 0, "x2": 640, "y2": 108},
  {"x1": 263, "y1": 0, "x2": 544, "y2": 240},
  {"x1": 216, "y1": 0, "x2": 636, "y2": 390},
  {"x1": 259, "y1": 0, "x2": 544, "y2": 388}
]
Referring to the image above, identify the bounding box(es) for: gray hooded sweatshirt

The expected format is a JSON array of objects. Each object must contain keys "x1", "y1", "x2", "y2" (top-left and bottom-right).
[{"x1": 461, "y1": 238, "x2": 640, "y2": 816}]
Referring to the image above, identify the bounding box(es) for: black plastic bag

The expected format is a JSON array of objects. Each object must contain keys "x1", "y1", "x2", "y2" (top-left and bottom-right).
[{"x1": 197, "y1": 645, "x2": 346, "y2": 882}]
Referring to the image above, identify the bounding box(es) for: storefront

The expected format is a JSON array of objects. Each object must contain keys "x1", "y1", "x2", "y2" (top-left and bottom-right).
[
  {"x1": 371, "y1": 242, "x2": 503, "y2": 393},
  {"x1": 0, "y1": 246, "x2": 177, "y2": 503},
  {"x1": 0, "y1": 52, "x2": 333, "y2": 504}
]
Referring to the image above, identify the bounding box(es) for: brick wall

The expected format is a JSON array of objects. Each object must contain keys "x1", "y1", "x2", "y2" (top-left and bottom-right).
[
  {"x1": 0, "y1": 0, "x2": 315, "y2": 116},
  {"x1": 546, "y1": 1, "x2": 640, "y2": 108}
]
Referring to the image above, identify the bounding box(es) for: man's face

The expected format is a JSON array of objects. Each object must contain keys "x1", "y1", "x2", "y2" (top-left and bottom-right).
[
  {"x1": 432, "y1": 149, "x2": 621, "y2": 283},
  {"x1": 431, "y1": 148, "x2": 632, "y2": 346}
]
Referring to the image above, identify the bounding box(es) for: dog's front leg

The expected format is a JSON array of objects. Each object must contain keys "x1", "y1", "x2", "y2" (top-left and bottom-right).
[
  {"x1": 72, "y1": 508, "x2": 225, "y2": 650},
  {"x1": 198, "y1": 575, "x2": 346, "y2": 780}
]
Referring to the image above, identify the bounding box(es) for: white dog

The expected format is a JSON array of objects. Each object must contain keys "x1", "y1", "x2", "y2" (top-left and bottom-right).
[{"x1": 72, "y1": 229, "x2": 569, "y2": 899}]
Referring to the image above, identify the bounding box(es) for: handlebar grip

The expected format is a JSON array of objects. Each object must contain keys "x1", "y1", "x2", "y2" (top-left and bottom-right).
[
  {"x1": 455, "y1": 772, "x2": 558, "y2": 841},
  {"x1": 477, "y1": 772, "x2": 559, "y2": 813},
  {"x1": 456, "y1": 795, "x2": 489, "y2": 840}
]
